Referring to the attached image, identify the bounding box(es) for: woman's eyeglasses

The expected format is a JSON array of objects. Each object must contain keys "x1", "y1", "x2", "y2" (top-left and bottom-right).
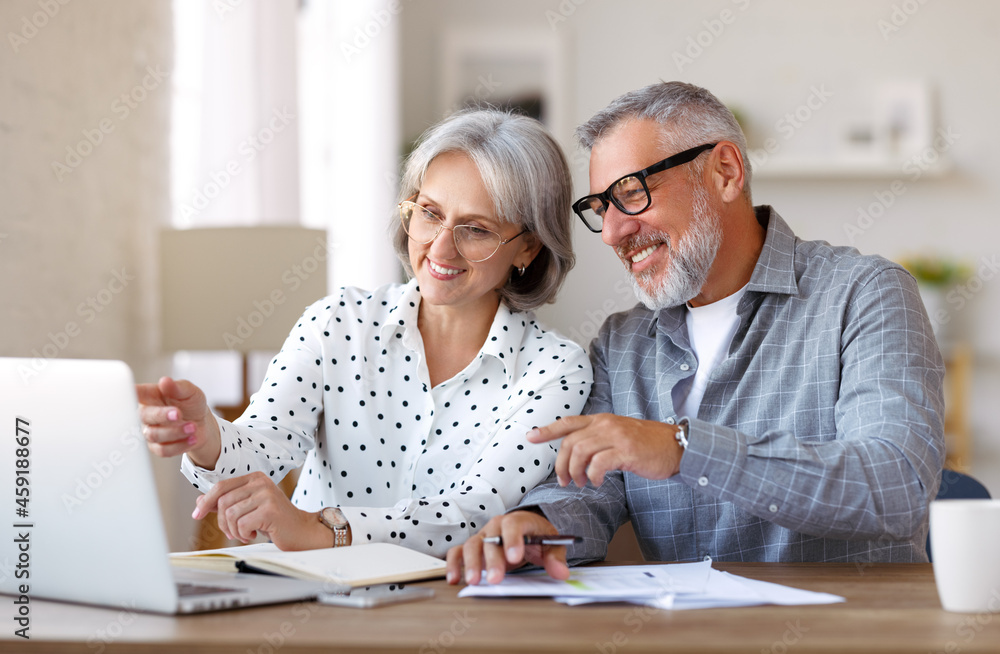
[{"x1": 399, "y1": 197, "x2": 527, "y2": 263}]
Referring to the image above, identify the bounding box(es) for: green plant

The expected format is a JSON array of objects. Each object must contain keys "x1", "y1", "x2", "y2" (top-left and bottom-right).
[{"x1": 898, "y1": 256, "x2": 970, "y2": 287}]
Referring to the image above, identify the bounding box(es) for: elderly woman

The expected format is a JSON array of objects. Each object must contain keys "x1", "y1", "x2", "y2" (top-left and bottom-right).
[{"x1": 139, "y1": 109, "x2": 593, "y2": 558}]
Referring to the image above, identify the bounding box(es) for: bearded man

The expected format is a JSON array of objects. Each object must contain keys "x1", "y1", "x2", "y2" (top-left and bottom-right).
[{"x1": 446, "y1": 81, "x2": 945, "y2": 585}]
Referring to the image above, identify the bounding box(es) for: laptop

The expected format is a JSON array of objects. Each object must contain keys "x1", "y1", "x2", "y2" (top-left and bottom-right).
[{"x1": 0, "y1": 357, "x2": 328, "y2": 614}]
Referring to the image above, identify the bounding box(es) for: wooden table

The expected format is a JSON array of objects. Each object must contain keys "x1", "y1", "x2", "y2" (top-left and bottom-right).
[{"x1": 3, "y1": 563, "x2": 999, "y2": 653}]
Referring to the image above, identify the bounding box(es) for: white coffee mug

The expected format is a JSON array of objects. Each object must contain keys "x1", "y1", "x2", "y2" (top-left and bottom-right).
[{"x1": 930, "y1": 499, "x2": 1000, "y2": 613}]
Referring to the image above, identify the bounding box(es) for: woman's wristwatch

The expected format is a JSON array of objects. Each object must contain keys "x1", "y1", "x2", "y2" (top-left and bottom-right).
[{"x1": 319, "y1": 507, "x2": 350, "y2": 547}]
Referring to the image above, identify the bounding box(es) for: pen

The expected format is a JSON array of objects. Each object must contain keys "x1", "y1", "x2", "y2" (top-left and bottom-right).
[{"x1": 481, "y1": 535, "x2": 582, "y2": 546}]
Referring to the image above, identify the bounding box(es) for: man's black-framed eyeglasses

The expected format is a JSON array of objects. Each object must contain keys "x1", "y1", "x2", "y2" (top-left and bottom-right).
[{"x1": 572, "y1": 142, "x2": 718, "y2": 233}]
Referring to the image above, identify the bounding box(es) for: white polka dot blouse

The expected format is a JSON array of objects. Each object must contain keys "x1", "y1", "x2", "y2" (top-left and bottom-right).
[{"x1": 181, "y1": 279, "x2": 593, "y2": 557}]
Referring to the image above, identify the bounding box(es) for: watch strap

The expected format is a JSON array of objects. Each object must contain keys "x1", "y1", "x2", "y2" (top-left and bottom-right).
[
  {"x1": 675, "y1": 419, "x2": 690, "y2": 450},
  {"x1": 319, "y1": 507, "x2": 349, "y2": 548}
]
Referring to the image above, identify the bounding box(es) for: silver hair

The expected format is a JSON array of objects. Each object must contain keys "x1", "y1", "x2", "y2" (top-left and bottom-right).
[
  {"x1": 393, "y1": 108, "x2": 575, "y2": 312},
  {"x1": 575, "y1": 81, "x2": 752, "y2": 201}
]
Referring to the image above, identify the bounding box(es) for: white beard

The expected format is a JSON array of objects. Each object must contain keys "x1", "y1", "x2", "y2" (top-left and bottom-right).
[{"x1": 621, "y1": 184, "x2": 722, "y2": 310}]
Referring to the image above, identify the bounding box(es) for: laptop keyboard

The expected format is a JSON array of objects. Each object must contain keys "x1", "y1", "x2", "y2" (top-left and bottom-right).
[{"x1": 177, "y1": 582, "x2": 243, "y2": 597}]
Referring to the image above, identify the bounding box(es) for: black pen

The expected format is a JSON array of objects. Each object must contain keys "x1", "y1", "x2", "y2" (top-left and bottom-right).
[{"x1": 481, "y1": 535, "x2": 581, "y2": 546}]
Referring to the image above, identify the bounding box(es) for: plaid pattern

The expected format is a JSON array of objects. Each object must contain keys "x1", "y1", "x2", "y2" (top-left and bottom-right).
[{"x1": 523, "y1": 207, "x2": 945, "y2": 563}]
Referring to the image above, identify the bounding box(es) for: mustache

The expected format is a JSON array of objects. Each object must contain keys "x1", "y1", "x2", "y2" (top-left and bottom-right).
[{"x1": 616, "y1": 232, "x2": 671, "y2": 266}]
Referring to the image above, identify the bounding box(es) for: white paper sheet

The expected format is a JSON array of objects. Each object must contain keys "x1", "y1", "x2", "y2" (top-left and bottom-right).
[
  {"x1": 458, "y1": 560, "x2": 712, "y2": 599},
  {"x1": 459, "y1": 560, "x2": 845, "y2": 610}
]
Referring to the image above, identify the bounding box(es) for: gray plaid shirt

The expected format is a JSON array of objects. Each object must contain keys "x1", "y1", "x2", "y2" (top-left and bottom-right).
[{"x1": 523, "y1": 206, "x2": 945, "y2": 563}]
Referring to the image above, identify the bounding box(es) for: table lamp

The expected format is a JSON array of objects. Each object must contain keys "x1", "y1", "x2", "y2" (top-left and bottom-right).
[
  {"x1": 159, "y1": 227, "x2": 328, "y2": 550},
  {"x1": 159, "y1": 226, "x2": 328, "y2": 420}
]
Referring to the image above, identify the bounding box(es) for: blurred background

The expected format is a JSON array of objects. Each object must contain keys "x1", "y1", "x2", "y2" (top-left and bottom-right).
[{"x1": 2, "y1": 0, "x2": 998, "y2": 550}]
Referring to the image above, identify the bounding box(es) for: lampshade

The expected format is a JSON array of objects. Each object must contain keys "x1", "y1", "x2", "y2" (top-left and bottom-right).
[{"x1": 160, "y1": 227, "x2": 328, "y2": 353}]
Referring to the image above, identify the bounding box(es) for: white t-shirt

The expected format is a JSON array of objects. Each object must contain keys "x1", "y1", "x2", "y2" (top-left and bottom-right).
[
  {"x1": 672, "y1": 284, "x2": 748, "y2": 420},
  {"x1": 181, "y1": 279, "x2": 593, "y2": 557}
]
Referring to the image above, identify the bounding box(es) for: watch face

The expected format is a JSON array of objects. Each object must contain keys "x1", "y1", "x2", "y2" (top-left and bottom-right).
[{"x1": 322, "y1": 507, "x2": 348, "y2": 528}]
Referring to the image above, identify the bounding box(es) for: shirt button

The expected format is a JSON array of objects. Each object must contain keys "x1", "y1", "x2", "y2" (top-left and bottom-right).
[
  {"x1": 680, "y1": 363, "x2": 690, "y2": 371},
  {"x1": 769, "y1": 504, "x2": 778, "y2": 513},
  {"x1": 698, "y1": 476, "x2": 708, "y2": 487},
  {"x1": 665, "y1": 417, "x2": 675, "y2": 425}
]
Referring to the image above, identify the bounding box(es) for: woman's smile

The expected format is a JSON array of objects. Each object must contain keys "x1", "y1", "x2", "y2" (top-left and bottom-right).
[{"x1": 427, "y1": 258, "x2": 466, "y2": 279}]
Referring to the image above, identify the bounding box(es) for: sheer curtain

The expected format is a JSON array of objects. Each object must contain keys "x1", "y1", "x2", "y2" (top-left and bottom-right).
[
  {"x1": 170, "y1": 0, "x2": 401, "y2": 405},
  {"x1": 171, "y1": 0, "x2": 300, "y2": 229},
  {"x1": 298, "y1": 0, "x2": 401, "y2": 294}
]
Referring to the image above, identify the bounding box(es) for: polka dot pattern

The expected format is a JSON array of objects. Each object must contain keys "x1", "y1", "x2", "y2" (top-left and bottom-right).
[{"x1": 181, "y1": 280, "x2": 593, "y2": 558}]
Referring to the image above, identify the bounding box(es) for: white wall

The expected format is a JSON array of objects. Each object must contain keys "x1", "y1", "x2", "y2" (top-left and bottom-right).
[
  {"x1": 400, "y1": 0, "x2": 1000, "y2": 494},
  {"x1": 0, "y1": 0, "x2": 193, "y2": 548}
]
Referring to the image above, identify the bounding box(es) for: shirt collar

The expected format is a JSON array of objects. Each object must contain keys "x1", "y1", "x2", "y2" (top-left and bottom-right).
[
  {"x1": 745, "y1": 205, "x2": 799, "y2": 296},
  {"x1": 476, "y1": 301, "x2": 524, "y2": 383},
  {"x1": 379, "y1": 279, "x2": 523, "y2": 386},
  {"x1": 378, "y1": 278, "x2": 422, "y2": 345}
]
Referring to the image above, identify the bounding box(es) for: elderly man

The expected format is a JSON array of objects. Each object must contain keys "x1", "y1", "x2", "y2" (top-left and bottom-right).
[{"x1": 446, "y1": 81, "x2": 944, "y2": 585}]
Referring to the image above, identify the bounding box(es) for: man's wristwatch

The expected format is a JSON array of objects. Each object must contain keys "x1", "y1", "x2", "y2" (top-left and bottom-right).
[
  {"x1": 675, "y1": 419, "x2": 690, "y2": 450},
  {"x1": 319, "y1": 507, "x2": 350, "y2": 548}
]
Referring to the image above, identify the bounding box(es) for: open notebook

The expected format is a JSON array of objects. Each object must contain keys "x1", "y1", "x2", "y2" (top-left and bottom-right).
[{"x1": 171, "y1": 541, "x2": 447, "y2": 587}]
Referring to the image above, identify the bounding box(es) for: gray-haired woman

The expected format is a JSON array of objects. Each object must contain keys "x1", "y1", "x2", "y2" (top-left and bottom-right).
[{"x1": 139, "y1": 109, "x2": 593, "y2": 557}]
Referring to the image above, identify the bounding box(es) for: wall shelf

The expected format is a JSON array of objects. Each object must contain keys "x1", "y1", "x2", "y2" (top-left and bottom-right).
[{"x1": 752, "y1": 155, "x2": 953, "y2": 181}]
